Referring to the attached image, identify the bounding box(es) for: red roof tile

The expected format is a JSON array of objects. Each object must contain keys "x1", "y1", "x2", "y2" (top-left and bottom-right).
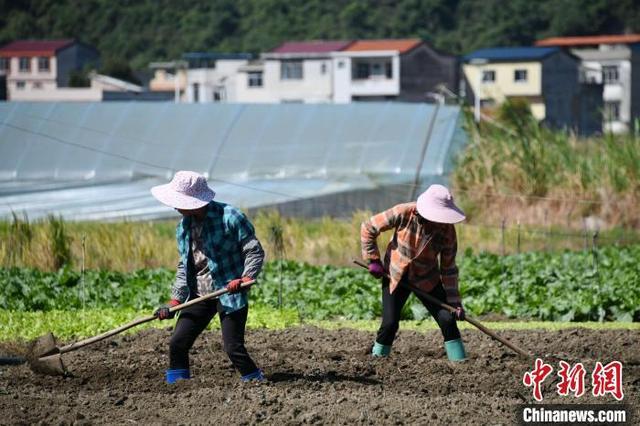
[
  {"x1": 536, "y1": 34, "x2": 640, "y2": 47},
  {"x1": 343, "y1": 39, "x2": 422, "y2": 54},
  {"x1": 271, "y1": 40, "x2": 353, "y2": 54},
  {"x1": 0, "y1": 39, "x2": 75, "y2": 57}
]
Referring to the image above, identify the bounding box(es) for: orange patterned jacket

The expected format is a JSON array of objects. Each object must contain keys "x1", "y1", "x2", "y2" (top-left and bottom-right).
[{"x1": 360, "y1": 202, "x2": 461, "y2": 305}]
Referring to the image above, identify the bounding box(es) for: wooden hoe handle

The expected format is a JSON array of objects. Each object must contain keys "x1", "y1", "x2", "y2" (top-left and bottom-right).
[
  {"x1": 58, "y1": 280, "x2": 255, "y2": 354},
  {"x1": 353, "y1": 260, "x2": 531, "y2": 358}
]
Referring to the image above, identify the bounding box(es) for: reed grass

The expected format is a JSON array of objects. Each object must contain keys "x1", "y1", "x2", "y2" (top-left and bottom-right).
[
  {"x1": 454, "y1": 102, "x2": 640, "y2": 229},
  {"x1": 1, "y1": 211, "x2": 637, "y2": 272}
]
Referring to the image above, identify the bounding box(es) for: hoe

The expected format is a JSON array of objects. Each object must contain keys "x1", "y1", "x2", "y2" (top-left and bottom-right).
[
  {"x1": 353, "y1": 260, "x2": 532, "y2": 358},
  {"x1": 21, "y1": 280, "x2": 254, "y2": 376}
]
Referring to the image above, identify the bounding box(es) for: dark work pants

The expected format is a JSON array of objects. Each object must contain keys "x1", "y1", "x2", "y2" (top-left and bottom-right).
[
  {"x1": 169, "y1": 300, "x2": 258, "y2": 376},
  {"x1": 376, "y1": 278, "x2": 461, "y2": 346}
]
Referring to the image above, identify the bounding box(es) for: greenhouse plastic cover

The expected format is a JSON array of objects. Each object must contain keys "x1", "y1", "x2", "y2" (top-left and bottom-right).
[{"x1": 0, "y1": 102, "x2": 466, "y2": 221}]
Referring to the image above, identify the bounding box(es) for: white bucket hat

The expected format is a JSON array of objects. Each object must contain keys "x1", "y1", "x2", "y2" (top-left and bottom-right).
[
  {"x1": 416, "y1": 184, "x2": 465, "y2": 224},
  {"x1": 151, "y1": 171, "x2": 215, "y2": 210}
]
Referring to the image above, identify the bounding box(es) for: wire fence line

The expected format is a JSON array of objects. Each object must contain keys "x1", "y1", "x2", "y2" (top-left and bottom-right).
[{"x1": 455, "y1": 220, "x2": 638, "y2": 259}]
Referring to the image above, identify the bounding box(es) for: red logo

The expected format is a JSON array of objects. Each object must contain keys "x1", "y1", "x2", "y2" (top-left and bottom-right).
[
  {"x1": 523, "y1": 359, "x2": 624, "y2": 401},
  {"x1": 556, "y1": 361, "x2": 586, "y2": 397},
  {"x1": 523, "y1": 358, "x2": 554, "y2": 402},
  {"x1": 592, "y1": 361, "x2": 624, "y2": 401}
]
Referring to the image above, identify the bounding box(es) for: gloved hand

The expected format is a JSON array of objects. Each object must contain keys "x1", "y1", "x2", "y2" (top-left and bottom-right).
[
  {"x1": 451, "y1": 304, "x2": 466, "y2": 321},
  {"x1": 154, "y1": 299, "x2": 180, "y2": 320},
  {"x1": 227, "y1": 276, "x2": 252, "y2": 294},
  {"x1": 368, "y1": 260, "x2": 385, "y2": 279}
]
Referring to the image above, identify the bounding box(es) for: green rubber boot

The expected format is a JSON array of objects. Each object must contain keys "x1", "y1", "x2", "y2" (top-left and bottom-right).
[
  {"x1": 372, "y1": 341, "x2": 391, "y2": 357},
  {"x1": 444, "y1": 338, "x2": 467, "y2": 361}
]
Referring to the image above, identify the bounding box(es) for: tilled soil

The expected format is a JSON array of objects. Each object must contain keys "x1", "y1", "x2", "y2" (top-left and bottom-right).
[{"x1": 1, "y1": 326, "x2": 638, "y2": 425}]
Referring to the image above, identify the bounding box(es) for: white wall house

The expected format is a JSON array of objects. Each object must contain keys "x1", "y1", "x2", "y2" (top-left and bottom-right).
[
  {"x1": 182, "y1": 53, "x2": 253, "y2": 103},
  {"x1": 578, "y1": 48, "x2": 632, "y2": 134},
  {"x1": 537, "y1": 34, "x2": 640, "y2": 134},
  {"x1": 174, "y1": 39, "x2": 456, "y2": 105},
  {"x1": 235, "y1": 41, "x2": 351, "y2": 103},
  {"x1": 332, "y1": 49, "x2": 401, "y2": 103},
  {"x1": 234, "y1": 39, "x2": 433, "y2": 104},
  {"x1": 0, "y1": 39, "x2": 101, "y2": 101}
]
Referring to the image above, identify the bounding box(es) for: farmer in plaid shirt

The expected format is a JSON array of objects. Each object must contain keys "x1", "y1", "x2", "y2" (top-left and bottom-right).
[
  {"x1": 151, "y1": 171, "x2": 265, "y2": 383},
  {"x1": 361, "y1": 184, "x2": 467, "y2": 361}
]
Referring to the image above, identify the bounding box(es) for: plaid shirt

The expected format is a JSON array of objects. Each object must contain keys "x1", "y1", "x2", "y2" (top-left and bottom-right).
[
  {"x1": 172, "y1": 201, "x2": 258, "y2": 313},
  {"x1": 360, "y1": 202, "x2": 461, "y2": 305}
]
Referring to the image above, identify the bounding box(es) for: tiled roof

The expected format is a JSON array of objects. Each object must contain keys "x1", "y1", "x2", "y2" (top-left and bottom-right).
[
  {"x1": 0, "y1": 39, "x2": 75, "y2": 57},
  {"x1": 464, "y1": 47, "x2": 559, "y2": 62},
  {"x1": 536, "y1": 34, "x2": 640, "y2": 47},
  {"x1": 270, "y1": 41, "x2": 353, "y2": 54},
  {"x1": 343, "y1": 39, "x2": 422, "y2": 54}
]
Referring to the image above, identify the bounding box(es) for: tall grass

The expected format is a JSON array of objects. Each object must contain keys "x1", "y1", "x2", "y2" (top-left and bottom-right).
[
  {"x1": 47, "y1": 215, "x2": 72, "y2": 269},
  {"x1": 454, "y1": 101, "x2": 640, "y2": 229},
  {"x1": 1, "y1": 211, "x2": 637, "y2": 272}
]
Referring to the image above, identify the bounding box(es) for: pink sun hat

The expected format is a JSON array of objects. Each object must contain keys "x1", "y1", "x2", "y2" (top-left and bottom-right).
[
  {"x1": 151, "y1": 171, "x2": 216, "y2": 210},
  {"x1": 416, "y1": 184, "x2": 466, "y2": 224}
]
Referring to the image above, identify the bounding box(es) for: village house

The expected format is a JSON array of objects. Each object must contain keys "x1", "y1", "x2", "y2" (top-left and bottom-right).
[
  {"x1": 536, "y1": 34, "x2": 640, "y2": 133},
  {"x1": 332, "y1": 38, "x2": 458, "y2": 103},
  {"x1": 462, "y1": 46, "x2": 602, "y2": 135},
  {"x1": 0, "y1": 39, "x2": 100, "y2": 101},
  {"x1": 235, "y1": 40, "x2": 351, "y2": 103},
  {"x1": 182, "y1": 52, "x2": 253, "y2": 103}
]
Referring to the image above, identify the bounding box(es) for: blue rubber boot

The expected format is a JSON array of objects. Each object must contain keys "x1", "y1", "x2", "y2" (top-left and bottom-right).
[
  {"x1": 372, "y1": 341, "x2": 391, "y2": 357},
  {"x1": 165, "y1": 368, "x2": 191, "y2": 384},
  {"x1": 241, "y1": 369, "x2": 264, "y2": 382},
  {"x1": 444, "y1": 338, "x2": 467, "y2": 361}
]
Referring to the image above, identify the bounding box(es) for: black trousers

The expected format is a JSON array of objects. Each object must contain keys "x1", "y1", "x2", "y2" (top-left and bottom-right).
[
  {"x1": 169, "y1": 300, "x2": 258, "y2": 376},
  {"x1": 376, "y1": 278, "x2": 461, "y2": 346}
]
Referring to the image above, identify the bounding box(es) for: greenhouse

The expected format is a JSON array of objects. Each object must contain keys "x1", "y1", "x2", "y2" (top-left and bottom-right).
[{"x1": 0, "y1": 101, "x2": 466, "y2": 221}]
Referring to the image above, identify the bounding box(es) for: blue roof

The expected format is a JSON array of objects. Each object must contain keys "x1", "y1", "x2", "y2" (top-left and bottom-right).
[
  {"x1": 464, "y1": 47, "x2": 559, "y2": 62},
  {"x1": 182, "y1": 52, "x2": 253, "y2": 60}
]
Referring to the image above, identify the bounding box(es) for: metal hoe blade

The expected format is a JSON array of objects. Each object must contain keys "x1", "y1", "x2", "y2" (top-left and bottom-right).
[
  {"x1": 30, "y1": 353, "x2": 66, "y2": 376},
  {"x1": 27, "y1": 332, "x2": 67, "y2": 376}
]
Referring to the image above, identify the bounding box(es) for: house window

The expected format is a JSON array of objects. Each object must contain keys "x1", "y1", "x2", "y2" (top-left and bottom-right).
[
  {"x1": 19, "y1": 57, "x2": 30, "y2": 72},
  {"x1": 38, "y1": 57, "x2": 50, "y2": 72},
  {"x1": 16, "y1": 81, "x2": 26, "y2": 89},
  {"x1": 371, "y1": 63, "x2": 383, "y2": 76},
  {"x1": 320, "y1": 63, "x2": 327, "y2": 74},
  {"x1": 281, "y1": 60, "x2": 303, "y2": 80},
  {"x1": 602, "y1": 65, "x2": 619, "y2": 84},
  {"x1": 355, "y1": 62, "x2": 369, "y2": 79},
  {"x1": 33, "y1": 82, "x2": 42, "y2": 89},
  {"x1": 353, "y1": 59, "x2": 393, "y2": 80},
  {"x1": 514, "y1": 69, "x2": 527, "y2": 82},
  {"x1": 481, "y1": 70, "x2": 495, "y2": 82},
  {"x1": 0, "y1": 58, "x2": 8, "y2": 71},
  {"x1": 604, "y1": 101, "x2": 621, "y2": 121},
  {"x1": 248, "y1": 71, "x2": 263, "y2": 87}
]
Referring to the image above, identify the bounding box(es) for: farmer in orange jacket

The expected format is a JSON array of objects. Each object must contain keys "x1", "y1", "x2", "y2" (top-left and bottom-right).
[{"x1": 361, "y1": 184, "x2": 467, "y2": 361}]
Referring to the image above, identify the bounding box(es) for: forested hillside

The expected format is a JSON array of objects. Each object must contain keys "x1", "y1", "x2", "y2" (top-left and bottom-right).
[{"x1": 1, "y1": 0, "x2": 640, "y2": 69}]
